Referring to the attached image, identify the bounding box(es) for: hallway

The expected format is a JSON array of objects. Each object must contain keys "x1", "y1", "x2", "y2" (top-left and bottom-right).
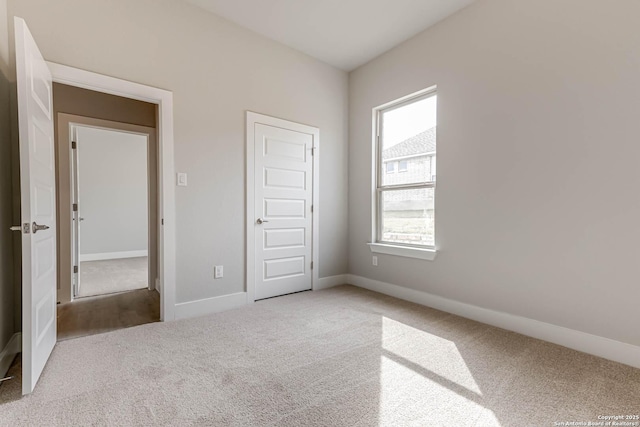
[{"x1": 57, "y1": 289, "x2": 160, "y2": 341}]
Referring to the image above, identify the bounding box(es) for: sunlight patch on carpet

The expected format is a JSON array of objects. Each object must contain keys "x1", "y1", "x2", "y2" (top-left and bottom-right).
[{"x1": 379, "y1": 316, "x2": 500, "y2": 425}]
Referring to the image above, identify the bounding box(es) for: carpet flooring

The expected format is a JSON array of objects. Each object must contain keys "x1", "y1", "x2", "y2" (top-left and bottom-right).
[
  {"x1": 0, "y1": 285, "x2": 638, "y2": 426},
  {"x1": 78, "y1": 257, "x2": 148, "y2": 298}
]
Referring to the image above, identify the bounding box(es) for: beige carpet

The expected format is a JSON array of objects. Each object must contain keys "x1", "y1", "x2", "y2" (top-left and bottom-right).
[
  {"x1": 78, "y1": 257, "x2": 148, "y2": 298},
  {"x1": 0, "y1": 285, "x2": 638, "y2": 426}
]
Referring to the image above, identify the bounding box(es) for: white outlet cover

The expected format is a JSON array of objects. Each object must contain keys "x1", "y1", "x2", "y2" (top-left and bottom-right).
[{"x1": 177, "y1": 173, "x2": 188, "y2": 186}]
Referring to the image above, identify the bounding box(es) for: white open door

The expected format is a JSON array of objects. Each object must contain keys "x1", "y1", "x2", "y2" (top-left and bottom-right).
[{"x1": 15, "y1": 17, "x2": 57, "y2": 395}]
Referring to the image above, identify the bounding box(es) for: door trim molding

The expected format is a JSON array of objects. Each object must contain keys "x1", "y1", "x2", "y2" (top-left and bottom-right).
[
  {"x1": 245, "y1": 111, "x2": 320, "y2": 303},
  {"x1": 47, "y1": 62, "x2": 176, "y2": 321}
]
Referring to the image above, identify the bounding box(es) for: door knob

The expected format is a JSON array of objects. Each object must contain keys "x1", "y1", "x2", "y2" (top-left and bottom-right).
[
  {"x1": 256, "y1": 218, "x2": 269, "y2": 224},
  {"x1": 32, "y1": 222, "x2": 50, "y2": 234}
]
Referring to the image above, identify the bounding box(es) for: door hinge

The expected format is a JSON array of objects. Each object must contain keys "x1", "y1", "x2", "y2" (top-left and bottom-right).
[
  {"x1": 74, "y1": 265, "x2": 78, "y2": 274},
  {"x1": 311, "y1": 205, "x2": 313, "y2": 213},
  {"x1": 310, "y1": 261, "x2": 314, "y2": 270},
  {"x1": 311, "y1": 147, "x2": 316, "y2": 156},
  {"x1": 71, "y1": 141, "x2": 77, "y2": 149},
  {"x1": 161, "y1": 218, "x2": 164, "y2": 225},
  {"x1": 73, "y1": 203, "x2": 78, "y2": 212}
]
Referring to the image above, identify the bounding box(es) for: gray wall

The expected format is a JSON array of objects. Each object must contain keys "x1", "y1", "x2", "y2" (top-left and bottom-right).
[
  {"x1": 0, "y1": 0, "x2": 20, "y2": 359},
  {"x1": 0, "y1": 0, "x2": 6, "y2": 85},
  {"x1": 8, "y1": 0, "x2": 349, "y2": 304},
  {"x1": 0, "y1": 0, "x2": 15, "y2": 357},
  {"x1": 77, "y1": 126, "x2": 148, "y2": 257},
  {"x1": 53, "y1": 83, "x2": 157, "y2": 128},
  {"x1": 349, "y1": 0, "x2": 640, "y2": 346}
]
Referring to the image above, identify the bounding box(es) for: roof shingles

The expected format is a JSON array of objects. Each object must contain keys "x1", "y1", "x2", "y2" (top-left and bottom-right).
[{"x1": 382, "y1": 127, "x2": 436, "y2": 160}]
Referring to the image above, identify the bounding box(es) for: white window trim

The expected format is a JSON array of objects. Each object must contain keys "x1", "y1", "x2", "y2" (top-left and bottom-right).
[
  {"x1": 372, "y1": 85, "x2": 438, "y2": 260},
  {"x1": 368, "y1": 242, "x2": 437, "y2": 261}
]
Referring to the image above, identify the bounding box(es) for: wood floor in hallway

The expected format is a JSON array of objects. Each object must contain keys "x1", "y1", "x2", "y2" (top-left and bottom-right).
[{"x1": 57, "y1": 289, "x2": 160, "y2": 341}]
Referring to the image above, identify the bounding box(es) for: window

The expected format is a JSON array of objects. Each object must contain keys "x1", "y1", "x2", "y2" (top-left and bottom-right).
[
  {"x1": 385, "y1": 162, "x2": 396, "y2": 174},
  {"x1": 374, "y1": 89, "x2": 437, "y2": 251}
]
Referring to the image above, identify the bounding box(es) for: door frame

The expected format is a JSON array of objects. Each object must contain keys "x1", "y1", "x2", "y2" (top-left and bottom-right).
[
  {"x1": 245, "y1": 111, "x2": 320, "y2": 303},
  {"x1": 61, "y1": 117, "x2": 158, "y2": 301},
  {"x1": 47, "y1": 62, "x2": 176, "y2": 321}
]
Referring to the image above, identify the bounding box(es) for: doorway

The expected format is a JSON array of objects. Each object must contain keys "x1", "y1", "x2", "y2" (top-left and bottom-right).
[
  {"x1": 70, "y1": 124, "x2": 155, "y2": 299},
  {"x1": 45, "y1": 63, "x2": 175, "y2": 323},
  {"x1": 245, "y1": 112, "x2": 320, "y2": 302},
  {"x1": 55, "y1": 114, "x2": 160, "y2": 341},
  {"x1": 72, "y1": 126, "x2": 149, "y2": 298}
]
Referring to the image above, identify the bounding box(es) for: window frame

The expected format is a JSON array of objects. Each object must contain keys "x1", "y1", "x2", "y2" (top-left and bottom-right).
[{"x1": 373, "y1": 87, "x2": 437, "y2": 254}]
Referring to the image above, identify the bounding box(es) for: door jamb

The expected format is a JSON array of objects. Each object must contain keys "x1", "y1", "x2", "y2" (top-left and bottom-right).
[
  {"x1": 245, "y1": 111, "x2": 319, "y2": 303},
  {"x1": 47, "y1": 62, "x2": 176, "y2": 321}
]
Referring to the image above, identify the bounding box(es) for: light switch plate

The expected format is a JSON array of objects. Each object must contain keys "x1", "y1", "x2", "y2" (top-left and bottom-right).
[
  {"x1": 177, "y1": 173, "x2": 187, "y2": 186},
  {"x1": 214, "y1": 265, "x2": 223, "y2": 279}
]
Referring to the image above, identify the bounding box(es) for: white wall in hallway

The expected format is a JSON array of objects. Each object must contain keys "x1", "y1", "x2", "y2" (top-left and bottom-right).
[{"x1": 76, "y1": 126, "x2": 148, "y2": 258}]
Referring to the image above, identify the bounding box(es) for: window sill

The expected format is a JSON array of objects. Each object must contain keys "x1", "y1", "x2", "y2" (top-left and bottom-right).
[{"x1": 368, "y1": 243, "x2": 437, "y2": 261}]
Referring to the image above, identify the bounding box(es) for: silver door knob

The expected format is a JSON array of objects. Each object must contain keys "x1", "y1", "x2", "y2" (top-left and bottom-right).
[
  {"x1": 256, "y1": 218, "x2": 269, "y2": 224},
  {"x1": 32, "y1": 222, "x2": 50, "y2": 234},
  {"x1": 10, "y1": 224, "x2": 29, "y2": 233}
]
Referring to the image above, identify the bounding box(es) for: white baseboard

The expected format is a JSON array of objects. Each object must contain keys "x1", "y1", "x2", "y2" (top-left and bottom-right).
[
  {"x1": 80, "y1": 250, "x2": 148, "y2": 262},
  {"x1": 0, "y1": 333, "x2": 21, "y2": 378},
  {"x1": 154, "y1": 277, "x2": 161, "y2": 293},
  {"x1": 315, "y1": 274, "x2": 349, "y2": 290},
  {"x1": 346, "y1": 274, "x2": 640, "y2": 369},
  {"x1": 175, "y1": 292, "x2": 247, "y2": 320}
]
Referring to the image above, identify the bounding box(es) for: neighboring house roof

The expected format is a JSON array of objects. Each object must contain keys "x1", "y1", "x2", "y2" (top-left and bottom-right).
[{"x1": 382, "y1": 127, "x2": 436, "y2": 161}]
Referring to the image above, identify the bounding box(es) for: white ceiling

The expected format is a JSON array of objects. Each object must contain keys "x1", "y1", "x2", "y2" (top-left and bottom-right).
[{"x1": 183, "y1": 0, "x2": 476, "y2": 71}]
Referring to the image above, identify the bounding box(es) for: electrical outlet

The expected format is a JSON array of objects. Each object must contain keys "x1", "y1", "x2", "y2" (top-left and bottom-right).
[
  {"x1": 372, "y1": 256, "x2": 378, "y2": 266},
  {"x1": 214, "y1": 265, "x2": 223, "y2": 279}
]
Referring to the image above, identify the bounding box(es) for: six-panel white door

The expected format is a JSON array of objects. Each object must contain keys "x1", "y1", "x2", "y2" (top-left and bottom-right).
[
  {"x1": 15, "y1": 17, "x2": 57, "y2": 395},
  {"x1": 254, "y1": 123, "x2": 314, "y2": 300}
]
